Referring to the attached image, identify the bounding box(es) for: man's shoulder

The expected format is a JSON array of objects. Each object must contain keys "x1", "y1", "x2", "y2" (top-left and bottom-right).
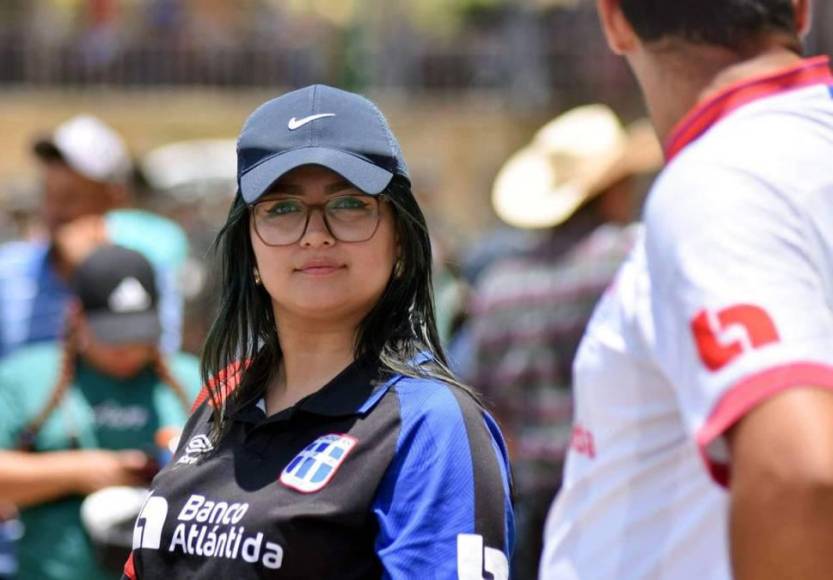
[
  {"x1": 648, "y1": 102, "x2": 831, "y2": 241},
  {"x1": 663, "y1": 90, "x2": 833, "y2": 194},
  {"x1": 647, "y1": 125, "x2": 792, "y2": 237}
]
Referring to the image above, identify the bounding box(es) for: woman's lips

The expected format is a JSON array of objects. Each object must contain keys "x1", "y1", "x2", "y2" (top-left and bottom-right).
[{"x1": 296, "y1": 264, "x2": 345, "y2": 276}]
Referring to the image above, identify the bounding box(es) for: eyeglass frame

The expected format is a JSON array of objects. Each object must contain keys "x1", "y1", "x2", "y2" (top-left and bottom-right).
[{"x1": 248, "y1": 192, "x2": 387, "y2": 247}]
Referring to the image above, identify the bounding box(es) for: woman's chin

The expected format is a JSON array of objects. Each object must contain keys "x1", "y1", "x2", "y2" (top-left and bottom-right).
[{"x1": 276, "y1": 295, "x2": 372, "y2": 323}]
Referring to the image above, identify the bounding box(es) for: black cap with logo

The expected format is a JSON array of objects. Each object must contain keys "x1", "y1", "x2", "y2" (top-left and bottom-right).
[{"x1": 71, "y1": 245, "x2": 161, "y2": 344}]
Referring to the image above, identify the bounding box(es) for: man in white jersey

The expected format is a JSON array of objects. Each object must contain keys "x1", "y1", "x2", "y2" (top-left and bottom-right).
[{"x1": 540, "y1": 1, "x2": 833, "y2": 579}]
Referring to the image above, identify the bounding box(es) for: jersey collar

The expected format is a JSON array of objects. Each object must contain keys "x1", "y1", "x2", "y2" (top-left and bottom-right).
[
  {"x1": 665, "y1": 55, "x2": 833, "y2": 162},
  {"x1": 296, "y1": 356, "x2": 391, "y2": 417},
  {"x1": 227, "y1": 355, "x2": 394, "y2": 423}
]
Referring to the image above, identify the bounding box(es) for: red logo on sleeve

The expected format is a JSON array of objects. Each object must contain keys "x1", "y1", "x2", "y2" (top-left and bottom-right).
[{"x1": 691, "y1": 305, "x2": 780, "y2": 371}]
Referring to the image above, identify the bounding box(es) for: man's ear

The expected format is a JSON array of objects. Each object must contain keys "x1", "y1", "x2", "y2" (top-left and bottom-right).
[
  {"x1": 793, "y1": 0, "x2": 812, "y2": 37},
  {"x1": 596, "y1": 0, "x2": 640, "y2": 55}
]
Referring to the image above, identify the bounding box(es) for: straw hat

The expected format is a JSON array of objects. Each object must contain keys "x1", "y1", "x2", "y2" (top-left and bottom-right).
[{"x1": 492, "y1": 105, "x2": 662, "y2": 229}]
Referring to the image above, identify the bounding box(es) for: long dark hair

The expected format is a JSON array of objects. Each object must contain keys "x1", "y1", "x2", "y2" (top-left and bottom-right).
[{"x1": 201, "y1": 175, "x2": 479, "y2": 441}]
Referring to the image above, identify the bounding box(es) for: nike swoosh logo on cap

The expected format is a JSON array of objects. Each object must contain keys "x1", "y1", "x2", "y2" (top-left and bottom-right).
[{"x1": 288, "y1": 113, "x2": 336, "y2": 130}]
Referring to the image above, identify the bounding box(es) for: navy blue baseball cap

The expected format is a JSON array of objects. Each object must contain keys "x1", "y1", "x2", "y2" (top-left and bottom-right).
[{"x1": 237, "y1": 84, "x2": 410, "y2": 203}]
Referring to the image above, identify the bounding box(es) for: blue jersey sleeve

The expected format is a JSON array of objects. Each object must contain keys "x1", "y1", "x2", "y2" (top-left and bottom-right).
[{"x1": 372, "y1": 380, "x2": 513, "y2": 579}]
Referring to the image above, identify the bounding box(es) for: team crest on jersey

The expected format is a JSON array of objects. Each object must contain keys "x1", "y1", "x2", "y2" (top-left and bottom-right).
[{"x1": 279, "y1": 434, "x2": 357, "y2": 493}]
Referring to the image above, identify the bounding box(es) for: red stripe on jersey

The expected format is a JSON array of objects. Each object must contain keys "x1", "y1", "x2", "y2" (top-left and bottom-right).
[
  {"x1": 666, "y1": 56, "x2": 833, "y2": 162},
  {"x1": 696, "y1": 362, "x2": 833, "y2": 486},
  {"x1": 123, "y1": 552, "x2": 136, "y2": 580},
  {"x1": 190, "y1": 359, "x2": 251, "y2": 413}
]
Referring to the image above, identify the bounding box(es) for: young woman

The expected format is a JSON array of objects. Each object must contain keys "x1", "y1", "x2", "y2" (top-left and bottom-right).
[
  {"x1": 124, "y1": 85, "x2": 514, "y2": 579},
  {"x1": 0, "y1": 245, "x2": 201, "y2": 580}
]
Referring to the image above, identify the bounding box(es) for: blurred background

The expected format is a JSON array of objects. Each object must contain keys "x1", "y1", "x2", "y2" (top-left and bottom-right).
[
  {"x1": 0, "y1": 0, "x2": 633, "y2": 240},
  {"x1": 2, "y1": 0, "x2": 833, "y2": 247},
  {"x1": 2, "y1": 2, "x2": 833, "y2": 578}
]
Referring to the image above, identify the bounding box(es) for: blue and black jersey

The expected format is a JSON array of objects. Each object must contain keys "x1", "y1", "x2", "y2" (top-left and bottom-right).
[{"x1": 124, "y1": 356, "x2": 514, "y2": 579}]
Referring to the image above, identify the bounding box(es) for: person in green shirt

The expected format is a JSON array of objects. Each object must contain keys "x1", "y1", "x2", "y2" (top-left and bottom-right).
[{"x1": 0, "y1": 245, "x2": 201, "y2": 580}]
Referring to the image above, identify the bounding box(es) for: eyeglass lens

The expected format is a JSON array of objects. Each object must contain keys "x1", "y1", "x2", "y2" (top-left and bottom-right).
[{"x1": 252, "y1": 194, "x2": 381, "y2": 246}]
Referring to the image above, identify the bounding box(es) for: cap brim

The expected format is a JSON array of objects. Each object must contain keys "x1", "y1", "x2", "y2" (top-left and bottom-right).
[
  {"x1": 87, "y1": 311, "x2": 162, "y2": 345},
  {"x1": 240, "y1": 147, "x2": 394, "y2": 203}
]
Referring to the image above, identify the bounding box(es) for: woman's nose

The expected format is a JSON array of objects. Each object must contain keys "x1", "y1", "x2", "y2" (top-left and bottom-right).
[{"x1": 299, "y1": 208, "x2": 335, "y2": 247}]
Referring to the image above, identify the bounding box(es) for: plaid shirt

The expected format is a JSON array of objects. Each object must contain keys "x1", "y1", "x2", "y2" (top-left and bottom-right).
[{"x1": 468, "y1": 217, "x2": 638, "y2": 495}]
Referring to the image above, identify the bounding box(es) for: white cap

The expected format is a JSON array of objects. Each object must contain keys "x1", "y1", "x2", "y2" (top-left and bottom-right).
[{"x1": 35, "y1": 115, "x2": 132, "y2": 184}]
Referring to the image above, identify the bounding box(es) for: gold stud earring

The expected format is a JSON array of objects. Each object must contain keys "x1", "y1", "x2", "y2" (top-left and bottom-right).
[
  {"x1": 253, "y1": 268, "x2": 262, "y2": 286},
  {"x1": 394, "y1": 260, "x2": 404, "y2": 279}
]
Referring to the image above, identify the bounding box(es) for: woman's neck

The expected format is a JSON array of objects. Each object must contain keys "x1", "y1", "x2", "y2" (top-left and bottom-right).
[{"x1": 266, "y1": 315, "x2": 357, "y2": 415}]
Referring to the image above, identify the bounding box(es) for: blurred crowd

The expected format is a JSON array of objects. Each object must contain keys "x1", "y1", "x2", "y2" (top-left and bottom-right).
[
  {"x1": 0, "y1": 9, "x2": 652, "y2": 580},
  {"x1": 0, "y1": 99, "x2": 659, "y2": 579},
  {"x1": 0, "y1": 114, "x2": 211, "y2": 579},
  {"x1": 1, "y1": 2, "x2": 830, "y2": 579},
  {"x1": 0, "y1": 0, "x2": 627, "y2": 103}
]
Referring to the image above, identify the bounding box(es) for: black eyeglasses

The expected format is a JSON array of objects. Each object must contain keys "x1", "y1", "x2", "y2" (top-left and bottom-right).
[{"x1": 250, "y1": 194, "x2": 383, "y2": 247}]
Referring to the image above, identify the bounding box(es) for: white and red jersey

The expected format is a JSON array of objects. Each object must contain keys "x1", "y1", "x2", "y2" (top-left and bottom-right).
[{"x1": 541, "y1": 56, "x2": 833, "y2": 580}]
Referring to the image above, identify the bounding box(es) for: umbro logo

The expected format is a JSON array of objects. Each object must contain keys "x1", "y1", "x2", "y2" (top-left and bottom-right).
[
  {"x1": 185, "y1": 434, "x2": 213, "y2": 455},
  {"x1": 287, "y1": 113, "x2": 336, "y2": 130},
  {"x1": 108, "y1": 277, "x2": 151, "y2": 313},
  {"x1": 177, "y1": 434, "x2": 214, "y2": 465}
]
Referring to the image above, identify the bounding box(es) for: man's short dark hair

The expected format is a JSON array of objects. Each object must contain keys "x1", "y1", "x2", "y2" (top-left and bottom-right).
[{"x1": 619, "y1": 0, "x2": 798, "y2": 51}]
